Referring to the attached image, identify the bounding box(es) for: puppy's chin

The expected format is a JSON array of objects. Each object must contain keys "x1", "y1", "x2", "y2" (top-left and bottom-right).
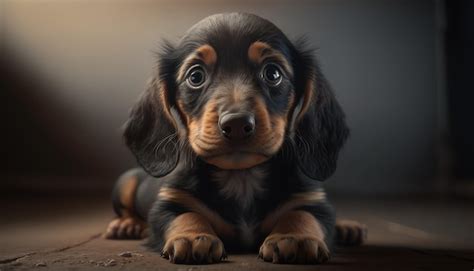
[{"x1": 204, "y1": 152, "x2": 269, "y2": 170}]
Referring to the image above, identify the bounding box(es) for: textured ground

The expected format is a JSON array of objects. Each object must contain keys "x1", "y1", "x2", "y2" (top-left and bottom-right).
[{"x1": 1, "y1": 196, "x2": 473, "y2": 270}]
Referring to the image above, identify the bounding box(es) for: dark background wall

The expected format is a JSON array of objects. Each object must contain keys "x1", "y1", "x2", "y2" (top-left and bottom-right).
[
  {"x1": 446, "y1": 0, "x2": 474, "y2": 182},
  {"x1": 1, "y1": 0, "x2": 471, "y2": 197}
]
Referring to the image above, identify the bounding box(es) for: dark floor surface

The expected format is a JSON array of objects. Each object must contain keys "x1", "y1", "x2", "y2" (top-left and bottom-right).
[{"x1": 1, "y1": 195, "x2": 473, "y2": 270}]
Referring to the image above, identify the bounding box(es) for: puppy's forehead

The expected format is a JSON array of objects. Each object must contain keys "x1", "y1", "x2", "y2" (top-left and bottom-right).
[{"x1": 178, "y1": 13, "x2": 293, "y2": 69}]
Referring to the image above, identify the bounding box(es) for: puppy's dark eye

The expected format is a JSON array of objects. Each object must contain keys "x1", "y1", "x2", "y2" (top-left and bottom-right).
[
  {"x1": 186, "y1": 65, "x2": 206, "y2": 88},
  {"x1": 262, "y1": 63, "x2": 283, "y2": 86}
]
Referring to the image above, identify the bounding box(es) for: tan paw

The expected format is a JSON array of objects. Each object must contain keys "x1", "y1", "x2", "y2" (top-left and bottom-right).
[
  {"x1": 104, "y1": 217, "x2": 148, "y2": 239},
  {"x1": 335, "y1": 219, "x2": 367, "y2": 246},
  {"x1": 162, "y1": 233, "x2": 226, "y2": 264},
  {"x1": 258, "y1": 233, "x2": 330, "y2": 264}
]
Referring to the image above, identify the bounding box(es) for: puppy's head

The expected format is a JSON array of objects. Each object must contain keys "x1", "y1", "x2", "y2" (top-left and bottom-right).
[{"x1": 125, "y1": 13, "x2": 348, "y2": 180}]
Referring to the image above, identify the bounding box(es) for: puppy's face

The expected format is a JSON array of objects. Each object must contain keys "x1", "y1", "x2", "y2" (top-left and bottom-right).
[
  {"x1": 175, "y1": 39, "x2": 295, "y2": 170},
  {"x1": 125, "y1": 13, "x2": 349, "y2": 180}
]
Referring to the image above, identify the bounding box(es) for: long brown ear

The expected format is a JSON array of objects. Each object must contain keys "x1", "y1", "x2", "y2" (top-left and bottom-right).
[
  {"x1": 289, "y1": 49, "x2": 349, "y2": 181},
  {"x1": 124, "y1": 77, "x2": 182, "y2": 177}
]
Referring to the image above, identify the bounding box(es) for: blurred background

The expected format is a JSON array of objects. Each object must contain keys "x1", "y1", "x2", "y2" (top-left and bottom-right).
[{"x1": 1, "y1": 0, "x2": 473, "y2": 198}]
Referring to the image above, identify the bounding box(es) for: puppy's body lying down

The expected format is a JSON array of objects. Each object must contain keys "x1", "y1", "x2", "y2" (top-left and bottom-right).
[{"x1": 105, "y1": 13, "x2": 366, "y2": 264}]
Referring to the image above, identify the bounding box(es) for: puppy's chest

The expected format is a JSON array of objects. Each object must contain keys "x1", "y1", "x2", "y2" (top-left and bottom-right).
[
  {"x1": 211, "y1": 166, "x2": 268, "y2": 210},
  {"x1": 211, "y1": 167, "x2": 268, "y2": 248}
]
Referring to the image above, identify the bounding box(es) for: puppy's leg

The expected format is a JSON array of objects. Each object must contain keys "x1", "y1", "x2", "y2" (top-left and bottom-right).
[
  {"x1": 104, "y1": 168, "x2": 148, "y2": 239},
  {"x1": 335, "y1": 219, "x2": 367, "y2": 246},
  {"x1": 161, "y1": 212, "x2": 226, "y2": 264},
  {"x1": 259, "y1": 210, "x2": 333, "y2": 264}
]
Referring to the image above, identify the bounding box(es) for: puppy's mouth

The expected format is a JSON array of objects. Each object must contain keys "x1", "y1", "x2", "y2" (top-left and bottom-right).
[{"x1": 204, "y1": 151, "x2": 270, "y2": 170}]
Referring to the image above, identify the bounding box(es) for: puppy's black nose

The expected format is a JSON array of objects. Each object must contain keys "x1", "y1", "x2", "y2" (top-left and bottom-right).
[{"x1": 219, "y1": 112, "x2": 255, "y2": 140}]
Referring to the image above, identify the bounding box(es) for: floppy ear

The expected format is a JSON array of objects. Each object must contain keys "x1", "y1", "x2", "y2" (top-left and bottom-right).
[
  {"x1": 124, "y1": 76, "x2": 183, "y2": 177},
  {"x1": 289, "y1": 52, "x2": 349, "y2": 181}
]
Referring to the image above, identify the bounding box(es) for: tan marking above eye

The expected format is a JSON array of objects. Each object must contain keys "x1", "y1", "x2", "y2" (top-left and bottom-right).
[
  {"x1": 248, "y1": 41, "x2": 272, "y2": 64},
  {"x1": 248, "y1": 41, "x2": 294, "y2": 78},
  {"x1": 177, "y1": 44, "x2": 217, "y2": 81},
  {"x1": 196, "y1": 44, "x2": 217, "y2": 66}
]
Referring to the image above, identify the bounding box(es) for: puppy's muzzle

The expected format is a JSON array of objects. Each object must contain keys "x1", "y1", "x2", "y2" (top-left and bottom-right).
[{"x1": 218, "y1": 112, "x2": 255, "y2": 141}]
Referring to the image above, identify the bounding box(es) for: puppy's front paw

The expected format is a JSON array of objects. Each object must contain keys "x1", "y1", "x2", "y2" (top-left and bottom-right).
[
  {"x1": 336, "y1": 219, "x2": 367, "y2": 246},
  {"x1": 104, "y1": 217, "x2": 148, "y2": 239},
  {"x1": 258, "y1": 233, "x2": 329, "y2": 264},
  {"x1": 162, "y1": 233, "x2": 226, "y2": 264}
]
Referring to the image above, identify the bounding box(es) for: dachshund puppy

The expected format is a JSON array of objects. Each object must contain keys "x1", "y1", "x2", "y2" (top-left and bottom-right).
[{"x1": 105, "y1": 13, "x2": 366, "y2": 264}]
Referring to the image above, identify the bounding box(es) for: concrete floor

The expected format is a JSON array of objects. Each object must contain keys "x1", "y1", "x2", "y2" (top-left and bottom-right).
[{"x1": 1, "y1": 196, "x2": 473, "y2": 270}]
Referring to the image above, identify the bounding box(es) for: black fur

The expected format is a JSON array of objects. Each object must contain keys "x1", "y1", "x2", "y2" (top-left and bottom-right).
[
  {"x1": 123, "y1": 77, "x2": 193, "y2": 177},
  {"x1": 291, "y1": 56, "x2": 349, "y2": 181},
  {"x1": 117, "y1": 12, "x2": 348, "y2": 258}
]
